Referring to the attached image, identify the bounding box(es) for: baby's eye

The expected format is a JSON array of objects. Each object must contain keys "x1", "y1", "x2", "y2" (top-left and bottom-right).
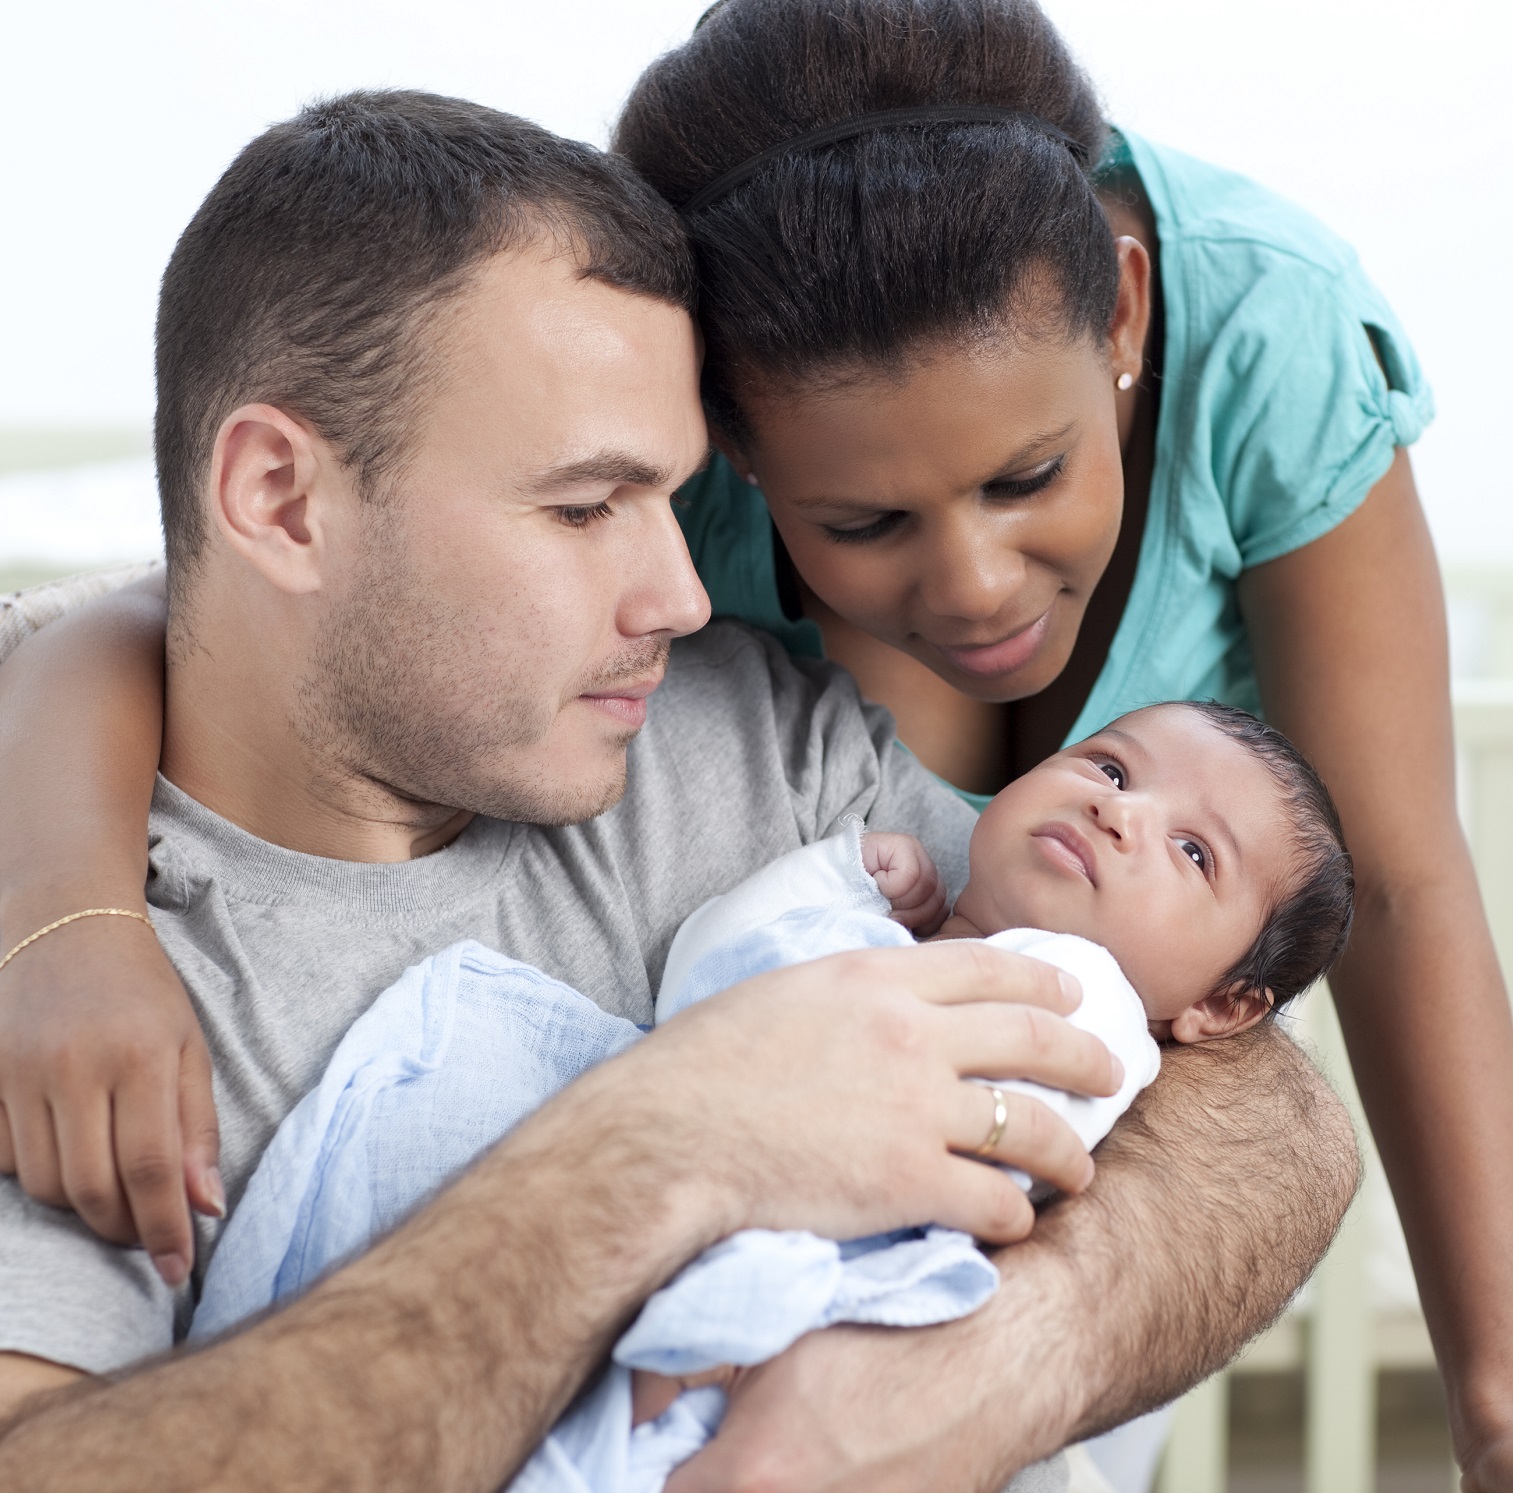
[
  {"x1": 1179, "y1": 839, "x2": 1207, "y2": 872},
  {"x1": 1098, "y1": 761, "x2": 1126, "y2": 789}
]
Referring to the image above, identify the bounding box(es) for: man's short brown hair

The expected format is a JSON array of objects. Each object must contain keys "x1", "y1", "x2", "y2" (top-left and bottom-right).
[{"x1": 154, "y1": 89, "x2": 695, "y2": 591}]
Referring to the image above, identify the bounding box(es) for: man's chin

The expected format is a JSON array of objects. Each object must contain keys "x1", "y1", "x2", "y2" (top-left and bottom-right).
[{"x1": 469, "y1": 743, "x2": 632, "y2": 828}]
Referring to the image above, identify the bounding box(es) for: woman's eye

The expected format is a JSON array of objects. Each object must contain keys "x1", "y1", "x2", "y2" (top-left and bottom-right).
[
  {"x1": 983, "y1": 455, "x2": 1066, "y2": 500},
  {"x1": 556, "y1": 501, "x2": 614, "y2": 528},
  {"x1": 1098, "y1": 761, "x2": 1126, "y2": 789},
  {"x1": 1179, "y1": 839, "x2": 1207, "y2": 872},
  {"x1": 822, "y1": 511, "x2": 906, "y2": 545}
]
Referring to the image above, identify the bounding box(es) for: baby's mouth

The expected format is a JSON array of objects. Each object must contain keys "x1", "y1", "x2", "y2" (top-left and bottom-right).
[{"x1": 1031, "y1": 823, "x2": 1098, "y2": 885}]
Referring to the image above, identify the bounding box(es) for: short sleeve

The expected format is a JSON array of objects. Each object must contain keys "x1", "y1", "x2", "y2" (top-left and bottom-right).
[
  {"x1": 0, "y1": 1176, "x2": 178, "y2": 1373},
  {"x1": 1207, "y1": 255, "x2": 1434, "y2": 569}
]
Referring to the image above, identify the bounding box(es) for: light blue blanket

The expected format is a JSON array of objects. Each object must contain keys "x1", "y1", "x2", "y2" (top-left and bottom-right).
[{"x1": 192, "y1": 829, "x2": 1159, "y2": 1491}]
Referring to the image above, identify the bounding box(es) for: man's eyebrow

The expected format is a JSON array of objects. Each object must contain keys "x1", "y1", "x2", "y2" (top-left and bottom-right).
[
  {"x1": 523, "y1": 449, "x2": 704, "y2": 495},
  {"x1": 786, "y1": 422, "x2": 1077, "y2": 510}
]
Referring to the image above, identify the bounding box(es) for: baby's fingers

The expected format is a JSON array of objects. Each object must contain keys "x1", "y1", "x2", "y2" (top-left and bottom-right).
[{"x1": 114, "y1": 1062, "x2": 194, "y2": 1286}]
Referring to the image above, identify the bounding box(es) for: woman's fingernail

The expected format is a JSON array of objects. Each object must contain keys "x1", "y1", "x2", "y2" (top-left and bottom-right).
[
  {"x1": 202, "y1": 1167, "x2": 227, "y2": 1219},
  {"x1": 1081, "y1": 1158, "x2": 1097, "y2": 1190},
  {"x1": 1110, "y1": 1055, "x2": 1125, "y2": 1087},
  {"x1": 1058, "y1": 971, "x2": 1081, "y2": 1006},
  {"x1": 153, "y1": 1252, "x2": 189, "y2": 1287}
]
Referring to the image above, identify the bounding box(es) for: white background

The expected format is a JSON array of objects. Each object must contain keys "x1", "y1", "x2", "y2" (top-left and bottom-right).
[{"x1": 1, "y1": 0, "x2": 1508, "y2": 564}]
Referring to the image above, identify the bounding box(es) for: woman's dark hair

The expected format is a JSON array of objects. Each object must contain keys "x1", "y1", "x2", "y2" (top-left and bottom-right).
[
  {"x1": 1178, "y1": 702, "x2": 1356, "y2": 1013},
  {"x1": 613, "y1": 0, "x2": 1120, "y2": 442}
]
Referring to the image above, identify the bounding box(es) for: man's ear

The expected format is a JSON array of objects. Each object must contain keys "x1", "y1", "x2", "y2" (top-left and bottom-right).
[
  {"x1": 1108, "y1": 237, "x2": 1152, "y2": 380},
  {"x1": 209, "y1": 404, "x2": 338, "y2": 596},
  {"x1": 1168, "y1": 985, "x2": 1273, "y2": 1045}
]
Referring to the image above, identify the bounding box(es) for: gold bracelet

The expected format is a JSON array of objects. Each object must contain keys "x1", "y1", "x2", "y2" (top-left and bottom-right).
[{"x1": 0, "y1": 908, "x2": 156, "y2": 975}]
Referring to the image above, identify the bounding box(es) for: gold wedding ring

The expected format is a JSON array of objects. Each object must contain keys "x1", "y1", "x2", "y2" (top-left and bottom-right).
[{"x1": 976, "y1": 1085, "x2": 1009, "y2": 1157}]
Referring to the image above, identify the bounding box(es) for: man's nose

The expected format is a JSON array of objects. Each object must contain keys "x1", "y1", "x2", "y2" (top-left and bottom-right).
[{"x1": 619, "y1": 499, "x2": 712, "y2": 641}]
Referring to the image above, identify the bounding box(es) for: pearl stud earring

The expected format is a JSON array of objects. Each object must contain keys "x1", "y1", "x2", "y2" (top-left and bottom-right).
[{"x1": 1116, "y1": 371, "x2": 1135, "y2": 391}]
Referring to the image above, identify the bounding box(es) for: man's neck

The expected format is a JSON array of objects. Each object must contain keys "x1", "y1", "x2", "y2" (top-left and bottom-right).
[{"x1": 162, "y1": 624, "x2": 473, "y2": 864}]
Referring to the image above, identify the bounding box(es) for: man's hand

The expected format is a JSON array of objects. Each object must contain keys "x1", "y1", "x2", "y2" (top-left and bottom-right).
[
  {"x1": 641, "y1": 939, "x2": 1121, "y2": 1246},
  {"x1": 664, "y1": 1316, "x2": 1029, "y2": 1493},
  {"x1": 0, "y1": 914, "x2": 223, "y2": 1284},
  {"x1": 671, "y1": 1027, "x2": 1361, "y2": 1493}
]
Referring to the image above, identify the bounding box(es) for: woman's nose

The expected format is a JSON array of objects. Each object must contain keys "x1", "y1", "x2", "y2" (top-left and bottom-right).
[{"x1": 919, "y1": 532, "x2": 1024, "y2": 623}]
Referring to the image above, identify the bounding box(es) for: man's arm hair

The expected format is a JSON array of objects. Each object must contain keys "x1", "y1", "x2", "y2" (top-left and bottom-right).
[
  {"x1": 1048, "y1": 1024, "x2": 1360, "y2": 1437},
  {"x1": 0, "y1": 1084, "x2": 707, "y2": 1492},
  {"x1": 663, "y1": 1024, "x2": 1359, "y2": 1493},
  {"x1": 0, "y1": 941, "x2": 1106, "y2": 1493}
]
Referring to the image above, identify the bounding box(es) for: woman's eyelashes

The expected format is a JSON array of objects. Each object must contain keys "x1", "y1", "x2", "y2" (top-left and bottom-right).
[
  {"x1": 819, "y1": 455, "x2": 1068, "y2": 544},
  {"x1": 982, "y1": 454, "x2": 1066, "y2": 501},
  {"x1": 822, "y1": 510, "x2": 907, "y2": 545}
]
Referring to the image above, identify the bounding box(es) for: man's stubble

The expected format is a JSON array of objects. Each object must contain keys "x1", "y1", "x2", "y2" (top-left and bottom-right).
[{"x1": 293, "y1": 518, "x2": 667, "y2": 829}]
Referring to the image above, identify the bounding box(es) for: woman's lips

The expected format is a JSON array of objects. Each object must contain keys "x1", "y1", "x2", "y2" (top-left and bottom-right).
[
  {"x1": 1031, "y1": 823, "x2": 1098, "y2": 884},
  {"x1": 934, "y1": 608, "x2": 1053, "y2": 679}
]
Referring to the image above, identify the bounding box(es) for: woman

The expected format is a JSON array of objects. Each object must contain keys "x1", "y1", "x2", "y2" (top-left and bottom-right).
[
  {"x1": 607, "y1": 1, "x2": 1513, "y2": 1484},
  {"x1": 0, "y1": 1, "x2": 1508, "y2": 1485}
]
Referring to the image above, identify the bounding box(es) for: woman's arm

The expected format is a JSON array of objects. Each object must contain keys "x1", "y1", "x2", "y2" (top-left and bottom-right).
[
  {"x1": 1240, "y1": 448, "x2": 1513, "y2": 1487},
  {"x1": 0, "y1": 576, "x2": 222, "y2": 1283}
]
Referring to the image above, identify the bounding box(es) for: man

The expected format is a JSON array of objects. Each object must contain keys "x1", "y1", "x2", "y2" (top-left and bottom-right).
[{"x1": 0, "y1": 93, "x2": 1355, "y2": 1491}]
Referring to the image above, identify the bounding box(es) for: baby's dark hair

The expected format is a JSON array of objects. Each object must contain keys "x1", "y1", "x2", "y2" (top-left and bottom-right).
[{"x1": 1175, "y1": 702, "x2": 1354, "y2": 1013}]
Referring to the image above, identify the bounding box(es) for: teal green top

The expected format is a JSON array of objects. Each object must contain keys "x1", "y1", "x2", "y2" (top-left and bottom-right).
[{"x1": 676, "y1": 131, "x2": 1433, "y2": 810}]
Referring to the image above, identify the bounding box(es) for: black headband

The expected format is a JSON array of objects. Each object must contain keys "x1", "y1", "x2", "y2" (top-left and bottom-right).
[{"x1": 681, "y1": 104, "x2": 1087, "y2": 215}]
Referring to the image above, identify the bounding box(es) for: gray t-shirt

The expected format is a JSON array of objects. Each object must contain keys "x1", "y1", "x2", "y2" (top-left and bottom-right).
[{"x1": 0, "y1": 621, "x2": 977, "y2": 1375}]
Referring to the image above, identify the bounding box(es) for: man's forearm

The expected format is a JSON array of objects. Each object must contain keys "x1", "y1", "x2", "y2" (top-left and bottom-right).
[
  {"x1": 1015, "y1": 1025, "x2": 1356, "y2": 1444},
  {"x1": 657, "y1": 1025, "x2": 1360, "y2": 1493},
  {"x1": 0, "y1": 1073, "x2": 714, "y2": 1492},
  {"x1": 961, "y1": 1024, "x2": 1360, "y2": 1478}
]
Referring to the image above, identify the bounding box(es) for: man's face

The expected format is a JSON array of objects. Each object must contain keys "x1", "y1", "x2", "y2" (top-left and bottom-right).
[
  {"x1": 303, "y1": 242, "x2": 711, "y2": 826},
  {"x1": 953, "y1": 706, "x2": 1292, "y2": 1019}
]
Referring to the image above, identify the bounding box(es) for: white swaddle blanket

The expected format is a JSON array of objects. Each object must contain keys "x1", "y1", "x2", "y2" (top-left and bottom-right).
[{"x1": 192, "y1": 826, "x2": 1159, "y2": 1492}]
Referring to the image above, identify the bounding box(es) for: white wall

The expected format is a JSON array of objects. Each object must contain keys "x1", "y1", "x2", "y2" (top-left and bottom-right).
[{"x1": 2, "y1": 0, "x2": 1508, "y2": 561}]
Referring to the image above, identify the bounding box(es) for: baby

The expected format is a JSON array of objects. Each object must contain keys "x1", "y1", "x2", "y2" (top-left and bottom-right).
[{"x1": 192, "y1": 699, "x2": 1353, "y2": 1492}]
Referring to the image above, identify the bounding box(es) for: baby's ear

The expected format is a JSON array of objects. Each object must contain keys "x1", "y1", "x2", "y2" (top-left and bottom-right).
[{"x1": 1168, "y1": 985, "x2": 1272, "y2": 1045}]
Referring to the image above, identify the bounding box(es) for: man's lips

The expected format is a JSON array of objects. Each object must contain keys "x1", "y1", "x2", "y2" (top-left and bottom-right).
[
  {"x1": 1031, "y1": 823, "x2": 1098, "y2": 885},
  {"x1": 579, "y1": 673, "x2": 664, "y2": 729},
  {"x1": 934, "y1": 608, "x2": 1053, "y2": 679}
]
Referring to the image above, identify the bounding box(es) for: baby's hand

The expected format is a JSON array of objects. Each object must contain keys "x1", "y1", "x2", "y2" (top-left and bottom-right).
[
  {"x1": 0, "y1": 914, "x2": 223, "y2": 1284},
  {"x1": 862, "y1": 832, "x2": 948, "y2": 936}
]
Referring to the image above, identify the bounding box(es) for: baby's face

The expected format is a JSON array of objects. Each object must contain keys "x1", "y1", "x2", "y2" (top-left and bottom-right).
[{"x1": 954, "y1": 705, "x2": 1294, "y2": 1030}]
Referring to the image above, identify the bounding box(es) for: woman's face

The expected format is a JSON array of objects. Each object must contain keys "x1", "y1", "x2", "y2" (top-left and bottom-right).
[{"x1": 729, "y1": 256, "x2": 1149, "y2": 705}]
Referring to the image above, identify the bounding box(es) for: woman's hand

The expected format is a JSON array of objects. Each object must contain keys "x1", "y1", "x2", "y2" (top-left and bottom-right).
[
  {"x1": 0, "y1": 572, "x2": 215, "y2": 1283},
  {"x1": 0, "y1": 914, "x2": 223, "y2": 1284}
]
